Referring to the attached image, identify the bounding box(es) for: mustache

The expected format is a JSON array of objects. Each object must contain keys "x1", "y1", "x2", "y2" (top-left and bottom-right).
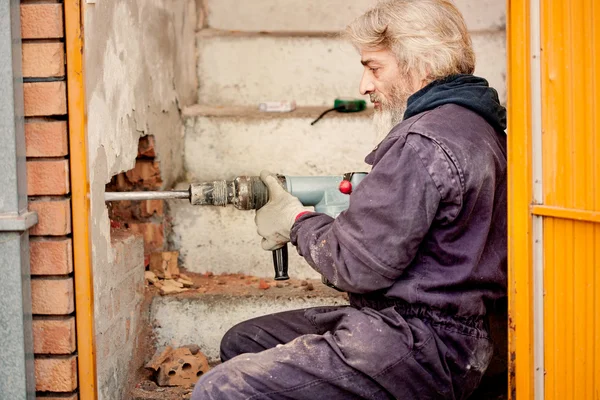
[{"x1": 370, "y1": 94, "x2": 382, "y2": 103}]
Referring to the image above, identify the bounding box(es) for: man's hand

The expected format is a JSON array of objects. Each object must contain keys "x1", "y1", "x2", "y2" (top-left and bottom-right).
[{"x1": 255, "y1": 170, "x2": 308, "y2": 251}]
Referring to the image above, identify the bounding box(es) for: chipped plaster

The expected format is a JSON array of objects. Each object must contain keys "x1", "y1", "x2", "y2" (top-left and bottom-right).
[{"x1": 83, "y1": 1, "x2": 197, "y2": 398}]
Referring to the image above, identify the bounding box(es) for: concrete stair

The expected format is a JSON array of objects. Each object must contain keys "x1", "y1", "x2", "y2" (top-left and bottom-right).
[
  {"x1": 150, "y1": 273, "x2": 348, "y2": 363},
  {"x1": 202, "y1": 0, "x2": 506, "y2": 34},
  {"x1": 197, "y1": 30, "x2": 506, "y2": 107},
  {"x1": 181, "y1": 105, "x2": 375, "y2": 179},
  {"x1": 156, "y1": 0, "x2": 508, "y2": 373}
]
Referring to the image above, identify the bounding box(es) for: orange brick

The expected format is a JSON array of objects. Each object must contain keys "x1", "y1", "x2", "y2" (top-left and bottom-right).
[
  {"x1": 30, "y1": 238, "x2": 73, "y2": 275},
  {"x1": 22, "y1": 42, "x2": 65, "y2": 78},
  {"x1": 29, "y1": 199, "x2": 71, "y2": 236},
  {"x1": 21, "y1": 3, "x2": 64, "y2": 39},
  {"x1": 141, "y1": 200, "x2": 164, "y2": 218},
  {"x1": 125, "y1": 160, "x2": 162, "y2": 189},
  {"x1": 27, "y1": 159, "x2": 70, "y2": 196},
  {"x1": 138, "y1": 135, "x2": 156, "y2": 158},
  {"x1": 25, "y1": 120, "x2": 68, "y2": 157},
  {"x1": 33, "y1": 317, "x2": 76, "y2": 354},
  {"x1": 128, "y1": 222, "x2": 164, "y2": 254},
  {"x1": 35, "y1": 356, "x2": 78, "y2": 392},
  {"x1": 31, "y1": 278, "x2": 74, "y2": 315},
  {"x1": 23, "y1": 81, "x2": 67, "y2": 117}
]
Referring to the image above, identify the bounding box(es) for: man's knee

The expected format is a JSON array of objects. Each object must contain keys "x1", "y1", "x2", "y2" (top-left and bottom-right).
[
  {"x1": 190, "y1": 364, "x2": 231, "y2": 400},
  {"x1": 220, "y1": 320, "x2": 264, "y2": 362},
  {"x1": 191, "y1": 357, "x2": 259, "y2": 400}
]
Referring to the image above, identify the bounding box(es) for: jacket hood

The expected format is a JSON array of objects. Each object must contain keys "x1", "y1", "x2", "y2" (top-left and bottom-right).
[{"x1": 404, "y1": 74, "x2": 507, "y2": 133}]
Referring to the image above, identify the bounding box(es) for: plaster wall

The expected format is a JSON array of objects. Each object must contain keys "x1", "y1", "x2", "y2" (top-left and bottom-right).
[{"x1": 83, "y1": 1, "x2": 197, "y2": 398}]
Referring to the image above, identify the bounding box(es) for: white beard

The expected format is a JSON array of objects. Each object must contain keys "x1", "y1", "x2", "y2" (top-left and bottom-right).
[{"x1": 372, "y1": 104, "x2": 406, "y2": 146}]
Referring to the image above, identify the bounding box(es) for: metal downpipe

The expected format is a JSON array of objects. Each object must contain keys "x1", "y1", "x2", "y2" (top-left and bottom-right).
[{"x1": 64, "y1": 0, "x2": 98, "y2": 398}]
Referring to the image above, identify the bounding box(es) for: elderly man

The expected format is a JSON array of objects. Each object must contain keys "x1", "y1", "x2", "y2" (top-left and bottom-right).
[{"x1": 192, "y1": 0, "x2": 507, "y2": 398}]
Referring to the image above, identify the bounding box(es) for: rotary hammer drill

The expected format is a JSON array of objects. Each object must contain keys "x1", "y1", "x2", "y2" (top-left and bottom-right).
[{"x1": 105, "y1": 172, "x2": 367, "y2": 282}]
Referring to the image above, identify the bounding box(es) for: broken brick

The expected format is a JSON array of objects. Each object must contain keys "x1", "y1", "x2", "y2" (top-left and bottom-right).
[
  {"x1": 138, "y1": 135, "x2": 156, "y2": 158},
  {"x1": 147, "y1": 346, "x2": 210, "y2": 387},
  {"x1": 127, "y1": 222, "x2": 164, "y2": 255},
  {"x1": 258, "y1": 279, "x2": 270, "y2": 290},
  {"x1": 125, "y1": 160, "x2": 162, "y2": 189},
  {"x1": 141, "y1": 200, "x2": 164, "y2": 218},
  {"x1": 149, "y1": 251, "x2": 179, "y2": 279}
]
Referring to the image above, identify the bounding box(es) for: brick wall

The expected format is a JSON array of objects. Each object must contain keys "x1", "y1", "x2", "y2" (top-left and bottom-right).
[
  {"x1": 98, "y1": 136, "x2": 165, "y2": 399},
  {"x1": 95, "y1": 232, "x2": 146, "y2": 400},
  {"x1": 21, "y1": 1, "x2": 79, "y2": 398}
]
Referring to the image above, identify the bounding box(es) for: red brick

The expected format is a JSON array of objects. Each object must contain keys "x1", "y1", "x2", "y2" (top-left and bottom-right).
[
  {"x1": 33, "y1": 317, "x2": 76, "y2": 354},
  {"x1": 23, "y1": 81, "x2": 67, "y2": 117},
  {"x1": 149, "y1": 251, "x2": 179, "y2": 279},
  {"x1": 35, "y1": 356, "x2": 78, "y2": 392},
  {"x1": 22, "y1": 42, "x2": 65, "y2": 78},
  {"x1": 21, "y1": 3, "x2": 64, "y2": 39},
  {"x1": 31, "y1": 278, "x2": 74, "y2": 315},
  {"x1": 29, "y1": 199, "x2": 71, "y2": 236},
  {"x1": 107, "y1": 200, "x2": 136, "y2": 221},
  {"x1": 25, "y1": 120, "x2": 68, "y2": 157},
  {"x1": 30, "y1": 238, "x2": 73, "y2": 275},
  {"x1": 141, "y1": 200, "x2": 164, "y2": 218},
  {"x1": 125, "y1": 160, "x2": 162, "y2": 189},
  {"x1": 27, "y1": 159, "x2": 70, "y2": 196},
  {"x1": 138, "y1": 135, "x2": 156, "y2": 158},
  {"x1": 107, "y1": 199, "x2": 163, "y2": 220},
  {"x1": 127, "y1": 222, "x2": 164, "y2": 254}
]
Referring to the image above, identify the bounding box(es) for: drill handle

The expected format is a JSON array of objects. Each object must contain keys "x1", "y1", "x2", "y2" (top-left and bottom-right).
[{"x1": 272, "y1": 244, "x2": 289, "y2": 280}]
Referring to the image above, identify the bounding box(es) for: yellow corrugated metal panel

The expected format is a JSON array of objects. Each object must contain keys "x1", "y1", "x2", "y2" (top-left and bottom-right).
[
  {"x1": 540, "y1": 0, "x2": 600, "y2": 399},
  {"x1": 543, "y1": 219, "x2": 599, "y2": 399},
  {"x1": 507, "y1": 0, "x2": 534, "y2": 398},
  {"x1": 541, "y1": 0, "x2": 598, "y2": 211}
]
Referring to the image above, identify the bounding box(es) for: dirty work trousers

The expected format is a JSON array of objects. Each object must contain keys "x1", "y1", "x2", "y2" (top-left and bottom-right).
[{"x1": 191, "y1": 303, "x2": 493, "y2": 400}]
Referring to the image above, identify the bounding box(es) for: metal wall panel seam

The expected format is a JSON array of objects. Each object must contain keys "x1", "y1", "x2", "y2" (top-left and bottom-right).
[
  {"x1": 531, "y1": 205, "x2": 600, "y2": 223},
  {"x1": 529, "y1": 0, "x2": 544, "y2": 398}
]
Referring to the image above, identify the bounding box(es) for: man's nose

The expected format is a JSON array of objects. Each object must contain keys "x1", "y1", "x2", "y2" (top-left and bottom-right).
[{"x1": 359, "y1": 71, "x2": 375, "y2": 95}]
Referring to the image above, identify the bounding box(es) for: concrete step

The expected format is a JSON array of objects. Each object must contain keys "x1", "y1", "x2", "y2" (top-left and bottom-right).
[
  {"x1": 196, "y1": 30, "x2": 506, "y2": 107},
  {"x1": 168, "y1": 199, "x2": 321, "y2": 279},
  {"x1": 150, "y1": 273, "x2": 349, "y2": 363},
  {"x1": 171, "y1": 106, "x2": 374, "y2": 278},
  {"x1": 202, "y1": 0, "x2": 506, "y2": 33},
  {"x1": 181, "y1": 105, "x2": 375, "y2": 179}
]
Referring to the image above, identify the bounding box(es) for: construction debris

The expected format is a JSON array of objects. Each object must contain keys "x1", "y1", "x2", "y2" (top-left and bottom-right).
[
  {"x1": 145, "y1": 268, "x2": 193, "y2": 295},
  {"x1": 149, "y1": 251, "x2": 180, "y2": 279},
  {"x1": 258, "y1": 279, "x2": 270, "y2": 290},
  {"x1": 146, "y1": 346, "x2": 210, "y2": 388}
]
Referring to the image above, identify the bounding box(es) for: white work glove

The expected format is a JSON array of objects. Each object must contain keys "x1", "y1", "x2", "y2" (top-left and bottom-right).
[{"x1": 255, "y1": 170, "x2": 308, "y2": 251}]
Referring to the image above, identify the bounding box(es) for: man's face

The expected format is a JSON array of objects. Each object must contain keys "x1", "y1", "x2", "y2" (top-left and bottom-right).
[{"x1": 359, "y1": 47, "x2": 418, "y2": 143}]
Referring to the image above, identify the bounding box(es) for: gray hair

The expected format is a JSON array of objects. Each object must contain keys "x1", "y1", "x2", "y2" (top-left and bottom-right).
[{"x1": 344, "y1": 0, "x2": 476, "y2": 82}]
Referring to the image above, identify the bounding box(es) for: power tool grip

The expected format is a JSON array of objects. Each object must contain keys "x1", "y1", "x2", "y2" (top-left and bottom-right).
[{"x1": 272, "y1": 245, "x2": 289, "y2": 280}]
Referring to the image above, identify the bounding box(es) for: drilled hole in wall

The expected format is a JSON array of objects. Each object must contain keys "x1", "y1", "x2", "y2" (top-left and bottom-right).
[
  {"x1": 168, "y1": 370, "x2": 177, "y2": 376},
  {"x1": 182, "y1": 363, "x2": 192, "y2": 371},
  {"x1": 105, "y1": 135, "x2": 168, "y2": 257}
]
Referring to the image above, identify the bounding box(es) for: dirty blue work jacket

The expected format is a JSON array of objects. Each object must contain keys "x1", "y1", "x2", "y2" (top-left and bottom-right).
[{"x1": 291, "y1": 75, "x2": 507, "y2": 318}]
